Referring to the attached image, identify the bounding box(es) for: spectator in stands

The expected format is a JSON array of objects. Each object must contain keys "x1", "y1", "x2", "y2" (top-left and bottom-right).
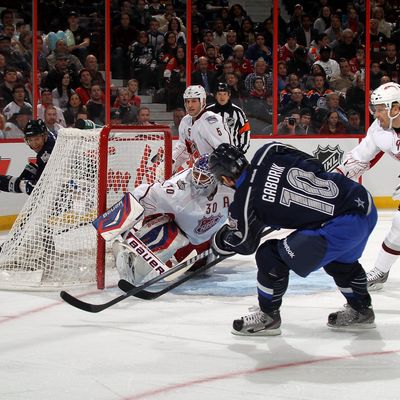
[
  {"x1": 65, "y1": 11, "x2": 90, "y2": 64},
  {"x1": 36, "y1": 34, "x2": 49, "y2": 73},
  {"x1": 0, "y1": 53, "x2": 7, "y2": 84},
  {"x1": 216, "y1": 59, "x2": 235, "y2": 83},
  {"x1": 42, "y1": 52, "x2": 79, "y2": 90},
  {"x1": 0, "y1": 66, "x2": 19, "y2": 108},
  {"x1": 306, "y1": 73, "x2": 333, "y2": 110},
  {"x1": 0, "y1": 9, "x2": 14, "y2": 32},
  {"x1": 170, "y1": 107, "x2": 186, "y2": 136},
  {"x1": 193, "y1": 29, "x2": 214, "y2": 63},
  {"x1": 370, "y1": 18, "x2": 388, "y2": 63},
  {"x1": 114, "y1": 87, "x2": 138, "y2": 124},
  {"x1": 278, "y1": 61, "x2": 288, "y2": 91},
  {"x1": 370, "y1": 62, "x2": 384, "y2": 90},
  {"x1": 0, "y1": 35, "x2": 30, "y2": 74},
  {"x1": 51, "y1": 73, "x2": 75, "y2": 111},
  {"x1": 225, "y1": 72, "x2": 247, "y2": 106},
  {"x1": 380, "y1": 74, "x2": 391, "y2": 85},
  {"x1": 157, "y1": 4, "x2": 185, "y2": 34},
  {"x1": 333, "y1": 29, "x2": 357, "y2": 61},
  {"x1": 324, "y1": 14, "x2": 343, "y2": 49},
  {"x1": 86, "y1": 83, "x2": 105, "y2": 125},
  {"x1": 109, "y1": 108, "x2": 122, "y2": 125},
  {"x1": 319, "y1": 110, "x2": 347, "y2": 134},
  {"x1": 37, "y1": 87, "x2": 66, "y2": 127},
  {"x1": 219, "y1": 30, "x2": 237, "y2": 61},
  {"x1": 230, "y1": 44, "x2": 253, "y2": 79},
  {"x1": 245, "y1": 34, "x2": 272, "y2": 66},
  {"x1": 190, "y1": 2, "x2": 207, "y2": 31},
  {"x1": 85, "y1": 54, "x2": 105, "y2": 88},
  {"x1": 308, "y1": 33, "x2": 331, "y2": 64},
  {"x1": 205, "y1": 45, "x2": 223, "y2": 74},
  {"x1": 296, "y1": 14, "x2": 319, "y2": 49},
  {"x1": 3, "y1": 83, "x2": 31, "y2": 120},
  {"x1": 244, "y1": 58, "x2": 272, "y2": 95},
  {"x1": 349, "y1": 47, "x2": 365, "y2": 73},
  {"x1": 372, "y1": 6, "x2": 392, "y2": 38},
  {"x1": 158, "y1": 31, "x2": 178, "y2": 67},
  {"x1": 379, "y1": 42, "x2": 400, "y2": 82},
  {"x1": 227, "y1": 3, "x2": 247, "y2": 33},
  {"x1": 132, "y1": 0, "x2": 152, "y2": 31},
  {"x1": 238, "y1": 17, "x2": 256, "y2": 50},
  {"x1": 345, "y1": 71, "x2": 365, "y2": 118},
  {"x1": 248, "y1": 76, "x2": 268, "y2": 99},
  {"x1": 313, "y1": 45, "x2": 340, "y2": 81},
  {"x1": 313, "y1": 6, "x2": 331, "y2": 34},
  {"x1": 63, "y1": 92, "x2": 87, "y2": 127},
  {"x1": 277, "y1": 110, "x2": 303, "y2": 135},
  {"x1": 278, "y1": 32, "x2": 299, "y2": 63},
  {"x1": 343, "y1": 7, "x2": 364, "y2": 40},
  {"x1": 44, "y1": 105, "x2": 63, "y2": 137},
  {"x1": 190, "y1": 22, "x2": 203, "y2": 51},
  {"x1": 329, "y1": 58, "x2": 356, "y2": 95},
  {"x1": 3, "y1": 106, "x2": 32, "y2": 138},
  {"x1": 46, "y1": 39, "x2": 83, "y2": 72},
  {"x1": 75, "y1": 69, "x2": 92, "y2": 105},
  {"x1": 346, "y1": 109, "x2": 363, "y2": 134},
  {"x1": 286, "y1": 47, "x2": 309, "y2": 77},
  {"x1": 168, "y1": 17, "x2": 186, "y2": 45},
  {"x1": 128, "y1": 30, "x2": 158, "y2": 94},
  {"x1": 280, "y1": 87, "x2": 309, "y2": 116},
  {"x1": 137, "y1": 106, "x2": 154, "y2": 125},
  {"x1": 148, "y1": 0, "x2": 165, "y2": 16},
  {"x1": 14, "y1": 30, "x2": 32, "y2": 65},
  {"x1": 148, "y1": 18, "x2": 164, "y2": 54},
  {"x1": 212, "y1": 18, "x2": 227, "y2": 48},
  {"x1": 314, "y1": 91, "x2": 348, "y2": 128},
  {"x1": 191, "y1": 56, "x2": 217, "y2": 99},
  {"x1": 288, "y1": 3, "x2": 303, "y2": 33},
  {"x1": 113, "y1": 79, "x2": 141, "y2": 109},
  {"x1": 111, "y1": 12, "x2": 137, "y2": 79},
  {"x1": 298, "y1": 108, "x2": 314, "y2": 134},
  {"x1": 280, "y1": 73, "x2": 302, "y2": 106}
]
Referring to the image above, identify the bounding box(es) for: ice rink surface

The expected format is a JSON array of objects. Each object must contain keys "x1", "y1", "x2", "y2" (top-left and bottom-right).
[{"x1": 1, "y1": 211, "x2": 400, "y2": 400}]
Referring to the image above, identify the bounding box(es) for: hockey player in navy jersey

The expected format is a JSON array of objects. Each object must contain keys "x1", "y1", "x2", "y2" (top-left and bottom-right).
[
  {"x1": 0, "y1": 119, "x2": 55, "y2": 195},
  {"x1": 209, "y1": 142, "x2": 378, "y2": 335}
]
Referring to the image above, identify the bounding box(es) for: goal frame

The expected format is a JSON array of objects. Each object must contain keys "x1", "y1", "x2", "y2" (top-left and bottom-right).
[{"x1": 96, "y1": 124, "x2": 172, "y2": 289}]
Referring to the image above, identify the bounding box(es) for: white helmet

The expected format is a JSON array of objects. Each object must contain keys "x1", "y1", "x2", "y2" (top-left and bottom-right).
[
  {"x1": 183, "y1": 85, "x2": 206, "y2": 116},
  {"x1": 370, "y1": 82, "x2": 400, "y2": 129}
]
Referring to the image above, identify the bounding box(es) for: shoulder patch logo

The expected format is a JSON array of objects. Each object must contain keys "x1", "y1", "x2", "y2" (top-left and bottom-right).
[
  {"x1": 312, "y1": 145, "x2": 344, "y2": 172},
  {"x1": 206, "y1": 115, "x2": 218, "y2": 124}
]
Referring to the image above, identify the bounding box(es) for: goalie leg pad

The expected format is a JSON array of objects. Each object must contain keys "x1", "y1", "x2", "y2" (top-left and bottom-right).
[
  {"x1": 92, "y1": 192, "x2": 144, "y2": 241},
  {"x1": 114, "y1": 216, "x2": 190, "y2": 284}
]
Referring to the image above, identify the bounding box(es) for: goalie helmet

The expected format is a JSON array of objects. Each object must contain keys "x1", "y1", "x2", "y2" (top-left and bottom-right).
[
  {"x1": 183, "y1": 85, "x2": 206, "y2": 116},
  {"x1": 190, "y1": 154, "x2": 217, "y2": 196},
  {"x1": 209, "y1": 143, "x2": 249, "y2": 183},
  {"x1": 24, "y1": 119, "x2": 48, "y2": 138},
  {"x1": 369, "y1": 82, "x2": 400, "y2": 129}
]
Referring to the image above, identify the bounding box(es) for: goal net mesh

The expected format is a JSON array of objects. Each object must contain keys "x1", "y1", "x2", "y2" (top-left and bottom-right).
[{"x1": 0, "y1": 126, "x2": 171, "y2": 290}]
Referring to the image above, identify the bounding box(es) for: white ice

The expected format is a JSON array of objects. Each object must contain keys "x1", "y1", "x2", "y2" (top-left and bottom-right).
[{"x1": 1, "y1": 211, "x2": 400, "y2": 400}]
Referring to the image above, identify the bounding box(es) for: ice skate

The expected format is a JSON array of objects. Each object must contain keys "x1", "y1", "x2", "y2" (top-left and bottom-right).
[
  {"x1": 113, "y1": 241, "x2": 135, "y2": 284},
  {"x1": 327, "y1": 305, "x2": 375, "y2": 330},
  {"x1": 232, "y1": 308, "x2": 281, "y2": 336},
  {"x1": 367, "y1": 267, "x2": 389, "y2": 291}
]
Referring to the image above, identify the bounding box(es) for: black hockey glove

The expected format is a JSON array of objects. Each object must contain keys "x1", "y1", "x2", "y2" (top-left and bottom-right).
[
  {"x1": 21, "y1": 180, "x2": 36, "y2": 195},
  {"x1": 211, "y1": 225, "x2": 236, "y2": 256}
]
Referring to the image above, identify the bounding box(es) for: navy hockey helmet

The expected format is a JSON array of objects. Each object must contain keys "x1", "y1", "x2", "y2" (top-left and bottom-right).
[
  {"x1": 24, "y1": 119, "x2": 48, "y2": 138},
  {"x1": 209, "y1": 143, "x2": 248, "y2": 182}
]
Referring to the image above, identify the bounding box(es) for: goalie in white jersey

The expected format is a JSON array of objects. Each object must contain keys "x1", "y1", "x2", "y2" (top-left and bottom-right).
[
  {"x1": 336, "y1": 82, "x2": 400, "y2": 290},
  {"x1": 172, "y1": 85, "x2": 232, "y2": 173},
  {"x1": 94, "y1": 154, "x2": 234, "y2": 284}
]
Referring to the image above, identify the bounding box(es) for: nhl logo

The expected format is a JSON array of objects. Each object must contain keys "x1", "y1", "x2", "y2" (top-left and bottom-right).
[{"x1": 312, "y1": 145, "x2": 344, "y2": 172}]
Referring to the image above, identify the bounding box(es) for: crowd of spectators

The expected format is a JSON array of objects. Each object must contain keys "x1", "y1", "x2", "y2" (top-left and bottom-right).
[{"x1": 0, "y1": 0, "x2": 400, "y2": 138}]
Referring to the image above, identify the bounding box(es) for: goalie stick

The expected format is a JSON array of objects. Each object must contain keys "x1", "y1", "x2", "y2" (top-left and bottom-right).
[{"x1": 59, "y1": 248, "x2": 214, "y2": 313}]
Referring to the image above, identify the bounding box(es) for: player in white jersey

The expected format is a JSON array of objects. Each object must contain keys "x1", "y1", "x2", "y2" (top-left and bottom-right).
[
  {"x1": 172, "y1": 85, "x2": 231, "y2": 173},
  {"x1": 94, "y1": 154, "x2": 234, "y2": 284},
  {"x1": 336, "y1": 82, "x2": 400, "y2": 290}
]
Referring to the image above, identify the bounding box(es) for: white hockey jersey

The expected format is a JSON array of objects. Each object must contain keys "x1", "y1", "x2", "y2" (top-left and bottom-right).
[
  {"x1": 132, "y1": 169, "x2": 234, "y2": 245},
  {"x1": 340, "y1": 118, "x2": 400, "y2": 179},
  {"x1": 172, "y1": 110, "x2": 231, "y2": 171}
]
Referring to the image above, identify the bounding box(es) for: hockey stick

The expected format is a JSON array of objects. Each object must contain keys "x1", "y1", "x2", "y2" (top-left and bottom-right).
[
  {"x1": 118, "y1": 227, "x2": 278, "y2": 300},
  {"x1": 59, "y1": 248, "x2": 214, "y2": 313}
]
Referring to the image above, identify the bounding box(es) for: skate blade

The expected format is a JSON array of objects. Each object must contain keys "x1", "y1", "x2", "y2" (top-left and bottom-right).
[
  {"x1": 367, "y1": 282, "x2": 384, "y2": 291},
  {"x1": 327, "y1": 322, "x2": 376, "y2": 331},
  {"x1": 231, "y1": 327, "x2": 282, "y2": 336}
]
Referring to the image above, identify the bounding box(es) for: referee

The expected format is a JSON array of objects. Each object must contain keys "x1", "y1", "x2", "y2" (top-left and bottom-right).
[{"x1": 206, "y1": 83, "x2": 251, "y2": 153}]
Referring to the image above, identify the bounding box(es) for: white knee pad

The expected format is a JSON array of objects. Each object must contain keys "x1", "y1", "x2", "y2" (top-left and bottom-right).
[{"x1": 383, "y1": 210, "x2": 400, "y2": 252}]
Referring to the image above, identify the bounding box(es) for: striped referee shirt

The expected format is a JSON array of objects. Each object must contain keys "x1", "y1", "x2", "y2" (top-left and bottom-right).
[{"x1": 206, "y1": 101, "x2": 251, "y2": 152}]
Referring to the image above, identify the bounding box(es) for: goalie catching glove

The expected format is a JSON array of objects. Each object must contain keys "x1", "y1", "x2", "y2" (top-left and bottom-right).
[{"x1": 211, "y1": 225, "x2": 237, "y2": 256}]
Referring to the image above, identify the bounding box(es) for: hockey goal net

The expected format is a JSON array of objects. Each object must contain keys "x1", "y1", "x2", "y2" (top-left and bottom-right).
[{"x1": 0, "y1": 125, "x2": 172, "y2": 290}]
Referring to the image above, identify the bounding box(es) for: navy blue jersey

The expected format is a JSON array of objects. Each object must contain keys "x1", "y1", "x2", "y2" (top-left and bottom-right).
[
  {"x1": 226, "y1": 142, "x2": 373, "y2": 254},
  {"x1": 35, "y1": 135, "x2": 55, "y2": 183}
]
